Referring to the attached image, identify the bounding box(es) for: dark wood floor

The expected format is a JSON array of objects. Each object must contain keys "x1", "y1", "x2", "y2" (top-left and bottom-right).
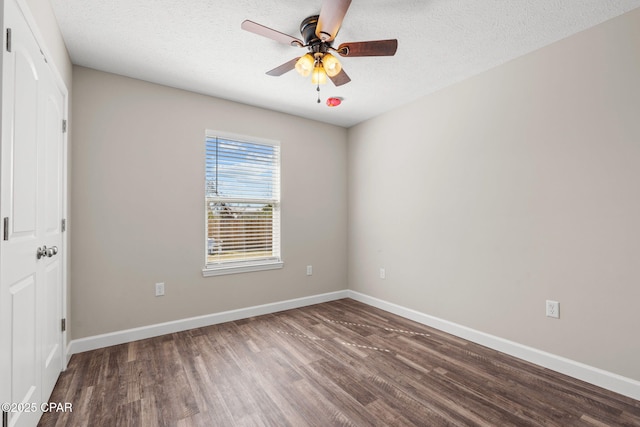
[{"x1": 39, "y1": 298, "x2": 640, "y2": 426}]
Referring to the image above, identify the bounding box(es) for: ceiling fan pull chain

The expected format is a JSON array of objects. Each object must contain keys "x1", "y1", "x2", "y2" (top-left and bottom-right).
[{"x1": 317, "y1": 82, "x2": 321, "y2": 103}]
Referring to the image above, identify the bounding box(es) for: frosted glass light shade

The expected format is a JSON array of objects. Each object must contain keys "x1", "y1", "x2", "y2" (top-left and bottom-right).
[
  {"x1": 295, "y1": 54, "x2": 314, "y2": 77},
  {"x1": 311, "y1": 65, "x2": 327, "y2": 84},
  {"x1": 322, "y1": 53, "x2": 342, "y2": 77}
]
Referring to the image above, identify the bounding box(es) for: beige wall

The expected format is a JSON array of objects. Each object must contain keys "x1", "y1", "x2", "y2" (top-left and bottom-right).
[
  {"x1": 71, "y1": 66, "x2": 348, "y2": 339},
  {"x1": 348, "y1": 8, "x2": 640, "y2": 381}
]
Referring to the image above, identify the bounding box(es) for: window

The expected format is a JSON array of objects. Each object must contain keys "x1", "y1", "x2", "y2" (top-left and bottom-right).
[{"x1": 203, "y1": 132, "x2": 282, "y2": 276}]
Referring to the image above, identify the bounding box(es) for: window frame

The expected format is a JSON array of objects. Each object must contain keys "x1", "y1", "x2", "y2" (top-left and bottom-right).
[{"x1": 202, "y1": 130, "x2": 283, "y2": 277}]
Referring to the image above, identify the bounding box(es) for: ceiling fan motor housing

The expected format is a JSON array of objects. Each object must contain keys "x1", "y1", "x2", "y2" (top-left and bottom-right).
[{"x1": 300, "y1": 15, "x2": 332, "y2": 53}]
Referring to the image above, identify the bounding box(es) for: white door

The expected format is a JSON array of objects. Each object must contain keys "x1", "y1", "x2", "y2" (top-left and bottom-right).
[{"x1": 0, "y1": 0, "x2": 67, "y2": 425}]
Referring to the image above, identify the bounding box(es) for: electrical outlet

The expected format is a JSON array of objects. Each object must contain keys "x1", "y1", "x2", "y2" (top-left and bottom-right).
[
  {"x1": 379, "y1": 268, "x2": 386, "y2": 279},
  {"x1": 546, "y1": 300, "x2": 559, "y2": 318},
  {"x1": 155, "y1": 282, "x2": 165, "y2": 297},
  {"x1": 306, "y1": 265, "x2": 313, "y2": 276}
]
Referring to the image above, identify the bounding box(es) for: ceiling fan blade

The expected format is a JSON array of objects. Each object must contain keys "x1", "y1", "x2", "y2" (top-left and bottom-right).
[
  {"x1": 266, "y1": 57, "x2": 300, "y2": 76},
  {"x1": 241, "y1": 20, "x2": 304, "y2": 47},
  {"x1": 337, "y1": 39, "x2": 398, "y2": 57},
  {"x1": 329, "y1": 68, "x2": 351, "y2": 86},
  {"x1": 316, "y1": 0, "x2": 352, "y2": 42}
]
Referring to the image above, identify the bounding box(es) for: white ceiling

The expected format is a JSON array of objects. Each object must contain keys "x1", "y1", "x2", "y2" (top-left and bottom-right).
[{"x1": 50, "y1": 0, "x2": 640, "y2": 128}]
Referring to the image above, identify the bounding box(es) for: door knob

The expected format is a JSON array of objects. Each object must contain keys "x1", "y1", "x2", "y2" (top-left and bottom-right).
[
  {"x1": 36, "y1": 245, "x2": 58, "y2": 259},
  {"x1": 37, "y1": 245, "x2": 47, "y2": 259}
]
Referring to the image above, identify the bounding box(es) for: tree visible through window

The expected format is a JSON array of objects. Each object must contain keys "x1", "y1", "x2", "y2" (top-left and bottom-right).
[{"x1": 205, "y1": 133, "x2": 281, "y2": 273}]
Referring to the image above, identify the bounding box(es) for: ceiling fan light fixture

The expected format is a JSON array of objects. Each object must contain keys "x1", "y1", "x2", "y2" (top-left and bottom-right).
[
  {"x1": 322, "y1": 53, "x2": 342, "y2": 77},
  {"x1": 242, "y1": 1, "x2": 398, "y2": 96},
  {"x1": 295, "y1": 54, "x2": 315, "y2": 77},
  {"x1": 311, "y1": 65, "x2": 327, "y2": 84}
]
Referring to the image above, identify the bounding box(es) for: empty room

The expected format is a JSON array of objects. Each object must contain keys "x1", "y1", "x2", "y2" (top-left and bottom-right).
[{"x1": 1, "y1": 0, "x2": 640, "y2": 426}]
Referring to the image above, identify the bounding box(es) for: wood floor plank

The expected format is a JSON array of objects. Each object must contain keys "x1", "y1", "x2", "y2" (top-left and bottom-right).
[{"x1": 39, "y1": 299, "x2": 640, "y2": 426}]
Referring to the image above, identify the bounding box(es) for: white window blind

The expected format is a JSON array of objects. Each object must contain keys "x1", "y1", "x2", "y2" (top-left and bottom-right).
[{"x1": 204, "y1": 133, "x2": 281, "y2": 274}]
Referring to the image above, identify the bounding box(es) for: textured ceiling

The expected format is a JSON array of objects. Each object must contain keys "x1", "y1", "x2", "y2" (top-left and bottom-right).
[{"x1": 50, "y1": 0, "x2": 640, "y2": 128}]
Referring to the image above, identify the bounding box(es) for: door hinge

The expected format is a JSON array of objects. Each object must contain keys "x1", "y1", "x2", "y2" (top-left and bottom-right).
[
  {"x1": 3, "y1": 217, "x2": 8, "y2": 241},
  {"x1": 62, "y1": 119, "x2": 67, "y2": 133},
  {"x1": 61, "y1": 318, "x2": 66, "y2": 332},
  {"x1": 61, "y1": 218, "x2": 67, "y2": 232},
  {"x1": 6, "y1": 28, "x2": 11, "y2": 52}
]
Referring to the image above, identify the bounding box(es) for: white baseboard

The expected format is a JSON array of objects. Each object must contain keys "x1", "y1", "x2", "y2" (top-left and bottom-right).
[
  {"x1": 347, "y1": 290, "x2": 640, "y2": 401},
  {"x1": 67, "y1": 290, "x2": 349, "y2": 357},
  {"x1": 66, "y1": 288, "x2": 639, "y2": 401}
]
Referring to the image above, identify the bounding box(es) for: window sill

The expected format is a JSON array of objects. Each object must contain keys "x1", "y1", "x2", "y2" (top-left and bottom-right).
[{"x1": 202, "y1": 260, "x2": 284, "y2": 277}]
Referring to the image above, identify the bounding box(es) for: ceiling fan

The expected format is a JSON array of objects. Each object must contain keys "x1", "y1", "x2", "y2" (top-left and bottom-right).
[{"x1": 241, "y1": 0, "x2": 398, "y2": 89}]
